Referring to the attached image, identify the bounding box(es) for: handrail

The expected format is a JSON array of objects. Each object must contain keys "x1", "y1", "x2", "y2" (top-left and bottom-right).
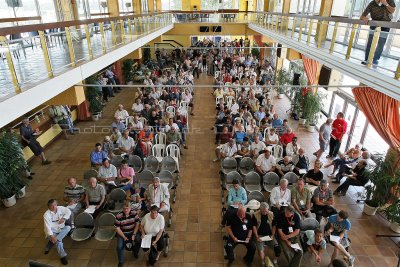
[
  {"x1": 90, "y1": 13, "x2": 111, "y2": 16},
  {"x1": 0, "y1": 16, "x2": 41, "y2": 23},
  {"x1": 0, "y1": 11, "x2": 168, "y2": 36}
]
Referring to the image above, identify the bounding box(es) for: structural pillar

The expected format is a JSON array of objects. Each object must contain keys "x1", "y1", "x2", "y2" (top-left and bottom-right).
[
  {"x1": 148, "y1": 0, "x2": 155, "y2": 12},
  {"x1": 107, "y1": 0, "x2": 120, "y2": 17},
  {"x1": 134, "y1": 0, "x2": 142, "y2": 14},
  {"x1": 281, "y1": 0, "x2": 291, "y2": 31},
  {"x1": 315, "y1": 0, "x2": 333, "y2": 43}
]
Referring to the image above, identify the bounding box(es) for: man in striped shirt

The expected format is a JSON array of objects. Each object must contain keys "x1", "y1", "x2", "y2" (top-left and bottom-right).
[
  {"x1": 115, "y1": 201, "x2": 141, "y2": 267},
  {"x1": 63, "y1": 177, "x2": 85, "y2": 227}
]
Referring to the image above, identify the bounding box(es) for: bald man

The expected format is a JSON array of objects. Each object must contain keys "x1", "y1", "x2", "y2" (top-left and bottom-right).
[
  {"x1": 225, "y1": 205, "x2": 256, "y2": 267},
  {"x1": 63, "y1": 177, "x2": 85, "y2": 226},
  {"x1": 85, "y1": 177, "x2": 106, "y2": 218}
]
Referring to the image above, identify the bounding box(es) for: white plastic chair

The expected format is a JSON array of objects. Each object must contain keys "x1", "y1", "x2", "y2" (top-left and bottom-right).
[
  {"x1": 166, "y1": 144, "x2": 180, "y2": 171},
  {"x1": 272, "y1": 144, "x2": 283, "y2": 159},
  {"x1": 152, "y1": 144, "x2": 166, "y2": 162},
  {"x1": 226, "y1": 96, "x2": 234, "y2": 108},
  {"x1": 125, "y1": 116, "x2": 134, "y2": 125},
  {"x1": 179, "y1": 101, "x2": 190, "y2": 113},
  {"x1": 214, "y1": 70, "x2": 220, "y2": 79},
  {"x1": 263, "y1": 127, "x2": 272, "y2": 141},
  {"x1": 138, "y1": 117, "x2": 147, "y2": 126},
  {"x1": 155, "y1": 132, "x2": 167, "y2": 147},
  {"x1": 158, "y1": 100, "x2": 166, "y2": 111},
  {"x1": 166, "y1": 106, "x2": 176, "y2": 116},
  {"x1": 215, "y1": 96, "x2": 224, "y2": 106}
]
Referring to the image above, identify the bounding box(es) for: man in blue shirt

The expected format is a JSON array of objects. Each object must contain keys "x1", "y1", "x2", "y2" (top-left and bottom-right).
[
  {"x1": 221, "y1": 179, "x2": 247, "y2": 227},
  {"x1": 325, "y1": 210, "x2": 355, "y2": 267},
  {"x1": 90, "y1": 143, "x2": 108, "y2": 167},
  {"x1": 271, "y1": 113, "x2": 283, "y2": 128},
  {"x1": 111, "y1": 116, "x2": 125, "y2": 133}
]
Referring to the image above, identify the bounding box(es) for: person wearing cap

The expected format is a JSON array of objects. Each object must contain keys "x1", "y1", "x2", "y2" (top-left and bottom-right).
[
  {"x1": 255, "y1": 149, "x2": 276, "y2": 176},
  {"x1": 291, "y1": 178, "x2": 312, "y2": 219},
  {"x1": 140, "y1": 205, "x2": 166, "y2": 266},
  {"x1": 115, "y1": 104, "x2": 129, "y2": 121},
  {"x1": 43, "y1": 199, "x2": 71, "y2": 265},
  {"x1": 325, "y1": 210, "x2": 355, "y2": 267},
  {"x1": 301, "y1": 228, "x2": 326, "y2": 264},
  {"x1": 275, "y1": 205, "x2": 303, "y2": 267},
  {"x1": 115, "y1": 201, "x2": 141, "y2": 267},
  {"x1": 312, "y1": 179, "x2": 336, "y2": 223},
  {"x1": 270, "y1": 178, "x2": 291, "y2": 216},
  {"x1": 146, "y1": 177, "x2": 170, "y2": 213},
  {"x1": 252, "y1": 202, "x2": 281, "y2": 266},
  {"x1": 225, "y1": 205, "x2": 256, "y2": 267},
  {"x1": 90, "y1": 143, "x2": 108, "y2": 168}
]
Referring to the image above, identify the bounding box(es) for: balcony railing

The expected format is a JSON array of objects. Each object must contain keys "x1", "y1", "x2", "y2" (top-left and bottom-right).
[{"x1": 0, "y1": 12, "x2": 172, "y2": 101}]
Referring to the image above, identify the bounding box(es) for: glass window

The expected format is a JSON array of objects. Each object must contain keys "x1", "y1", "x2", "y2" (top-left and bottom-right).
[
  {"x1": 161, "y1": 0, "x2": 170, "y2": 10},
  {"x1": 363, "y1": 124, "x2": 389, "y2": 155},
  {"x1": 331, "y1": 0, "x2": 352, "y2": 17},
  {"x1": 256, "y1": 0, "x2": 265, "y2": 11},
  {"x1": 331, "y1": 94, "x2": 345, "y2": 117},
  {"x1": 38, "y1": 0, "x2": 58, "y2": 22},
  {"x1": 119, "y1": 0, "x2": 133, "y2": 13},
  {"x1": 289, "y1": 0, "x2": 299, "y2": 13},
  {"x1": 170, "y1": 0, "x2": 182, "y2": 10},
  {"x1": 141, "y1": 0, "x2": 148, "y2": 13},
  {"x1": 201, "y1": 0, "x2": 218, "y2": 10},
  {"x1": 318, "y1": 87, "x2": 333, "y2": 115},
  {"x1": 349, "y1": 110, "x2": 367, "y2": 148},
  {"x1": 0, "y1": 0, "x2": 38, "y2": 19}
]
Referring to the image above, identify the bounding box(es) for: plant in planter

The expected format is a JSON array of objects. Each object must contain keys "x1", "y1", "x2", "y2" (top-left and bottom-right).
[
  {"x1": 382, "y1": 199, "x2": 400, "y2": 233},
  {"x1": 251, "y1": 45, "x2": 260, "y2": 59},
  {"x1": 85, "y1": 75, "x2": 104, "y2": 120},
  {"x1": 275, "y1": 69, "x2": 291, "y2": 99},
  {"x1": 363, "y1": 153, "x2": 400, "y2": 215},
  {"x1": 302, "y1": 91, "x2": 324, "y2": 132},
  {"x1": 123, "y1": 59, "x2": 135, "y2": 84},
  {"x1": 0, "y1": 131, "x2": 28, "y2": 207}
]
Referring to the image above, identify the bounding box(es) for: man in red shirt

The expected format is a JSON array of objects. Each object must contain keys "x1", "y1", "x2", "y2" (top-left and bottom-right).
[
  {"x1": 280, "y1": 128, "x2": 296, "y2": 156},
  {"x1": 328, "y1": 112, "x2": 347, "y2": 158}
]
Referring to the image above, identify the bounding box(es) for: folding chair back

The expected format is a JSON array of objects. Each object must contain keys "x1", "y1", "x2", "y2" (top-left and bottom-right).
[
  {"x1": 110, "y1": 155, "x2": 124, "y2": 168},
  {"x1": 155, "y1": 133, "x2": 167, "y2": 146},
  {"x1": 239, "y1": 157, "x2": 255, "y2": 175},
  {"x1": 138, "y1": 170, "x2": 155, "y2": 188},
  {"x1": 263, "y1": 172, "x2": 280, "y2": 192},
  {"x1": 283, "y1": 172, "x2": 298, "y2": 187},
  {"x1": 244, "y1": 171, "x2": 262, "y2": 192},
  {"x1": 158, "y1": 170, "x2": 174, "y2": 189},
  {"x1": 247, "y1": 191, "x2": 265, "y2": 203},
  {"x1": 128, "y1": 155, "x2": 142, "y2": 173},
  {"x1": 221, "y1": 157, "x2": 237, "y2": 175},
  {"x1": 160, "y1": 156, "x2": 177, "y2": 173},
  {"x1": 144, "y1": 156, "x2": 159, "y2": 173}
]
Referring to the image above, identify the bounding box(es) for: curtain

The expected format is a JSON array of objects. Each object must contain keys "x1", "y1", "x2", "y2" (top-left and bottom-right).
[
  {"x1": 77, "y1": 100, "x2": 91, "y2": 120},
  {"x1": 352, "y1": 87, "x2": 400, "y2": 153},
  {"x1": 301, "y1": 54, "x2": 319, "y2": 94}
]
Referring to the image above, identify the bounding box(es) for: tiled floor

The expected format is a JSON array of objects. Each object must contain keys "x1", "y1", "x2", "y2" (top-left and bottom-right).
[{"x1": 0, "y1": 73, "x2": 398, "y2": 267}]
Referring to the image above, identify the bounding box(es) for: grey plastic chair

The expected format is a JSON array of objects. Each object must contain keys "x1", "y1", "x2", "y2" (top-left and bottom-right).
[
  {"x1": 283, "y1": 172, "x2": 298, "y2": 188},
  {"x1": 247, "y1": 191, "x2": 265, "y2": 203},
  {"x1": 144, "y1": 155, "x2": 160, "y2": 174},
  {"x1": 108, "y1": 188, "x2": 127, "y2": 214},
  {"x1": 128, "y1": 155, "x2": 142, "y2": 173},
  {"x1": 83, "y1": 169, "x2": 98, "y2": 180},
  {"x1": 224, "y1": 171, "x2": 243, "y2": 190},
  {"x1": 138, "y1": 170, "x2": 155, "y2": 188},
  {"x1": 221, "y1": 157, "x2": 237, "y2": 175},
  {"x1": 239, "y1": 157, "x2": 255, "y2": 175},
  {"x1": 110, "y1": 155, "x2": 124, "y2": 168},
  {"x1": 95, "y1": 212, "x2": 116, "y2": 241},
  {"x1": 160, "y1": 156, "x2": 178, "y2": 173},
  {"x1": 300, "y1": 218, "x2": 320, "y2": 231},
  {"x1": 244, "y1": 171, "x2": 262, "y2": 192},
  {"x1": 263, "y1": 172, "x2": 280, "y2": 193},
  {"x1": 71, "y1": 212, "x2": 95, "y2": 241}
]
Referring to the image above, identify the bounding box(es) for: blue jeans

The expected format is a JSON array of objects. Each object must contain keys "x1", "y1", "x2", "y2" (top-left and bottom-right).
[
  {"x1": 46, "y1": 226, "x2": 71, "y2": 258},
  {"x1": 365, "y1": 26, "x2": 390, "y2": 63},
  {"x1": 116, "y1": 232, "x2": 141, "y2": 263}
]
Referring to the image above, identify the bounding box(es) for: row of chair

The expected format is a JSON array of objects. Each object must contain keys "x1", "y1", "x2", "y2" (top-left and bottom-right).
[{"x1": 71, "y1": 212, "x2": 115, "y2": 242}]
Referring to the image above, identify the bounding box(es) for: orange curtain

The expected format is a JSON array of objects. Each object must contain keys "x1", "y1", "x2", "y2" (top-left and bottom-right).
[
  {"x1": 301, "y1": 54, "x2": 319, "y2": 94},
  {"x1": 77, "y1": 100, "x2": 91, "y2": 120},
  {"x1": 352, "y1": 87, "x2": 400, "y2": 153}
]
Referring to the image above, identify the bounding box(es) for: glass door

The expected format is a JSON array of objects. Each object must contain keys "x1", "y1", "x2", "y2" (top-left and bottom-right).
[{"x1": 340, "y1": 102, "x2": 356, "y2": 152}]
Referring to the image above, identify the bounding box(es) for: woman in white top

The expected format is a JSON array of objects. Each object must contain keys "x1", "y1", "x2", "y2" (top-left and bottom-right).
[{"x1": 140, "y1": 205, "x2": 165, "y2": 265}]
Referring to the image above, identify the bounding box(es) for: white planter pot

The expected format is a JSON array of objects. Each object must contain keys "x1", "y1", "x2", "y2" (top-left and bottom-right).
[
  {"x1": 307, "y1": 125, "x2": 316, "y2": 133},
  {"x1": 2, "y1": 195, "x2": 17, "y2": 207},
  {"x1": 299, "y1": 118, "x2": 307, "y2": 125},
  {"x1": 16, "y1": 186, "x2": 26, "y2": 199},
  {"x1": 278, "y1": 94, "x2": 284, "y2": 99},
  {"x1": 92, "y1": 114, "x2": 100, "y2": 121},
  {"x1": 127, "y1": 81, "x2": 133, "y2": 85},
  {"x1": 389, "y1": 222, "x2": 400, "y2": 233},
  {"x1": 363, "y1": 203, "x2": 378, "y2": 216}
]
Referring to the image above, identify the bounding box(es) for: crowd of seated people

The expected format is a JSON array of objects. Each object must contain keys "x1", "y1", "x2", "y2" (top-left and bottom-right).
[{"x1": 208, "y1": 38, "x2": 358, "y2": 267}]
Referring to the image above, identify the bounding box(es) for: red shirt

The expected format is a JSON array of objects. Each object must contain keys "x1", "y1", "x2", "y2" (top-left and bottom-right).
[
  {"x1": 280, "y1": 132, "x2": 296, "y2": 146},
  {"x1": 331, "y1": 118, "x2": 347, "y2": 141}
]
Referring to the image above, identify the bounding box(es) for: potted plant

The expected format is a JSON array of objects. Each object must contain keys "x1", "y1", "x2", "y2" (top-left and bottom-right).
[
  {"x1": 275, "y1": 69, "x2": 291, "y2": 99},
  {"x1": 251, "y1": 45, "x2": 260, "y2": 59},
  {"x1": 123, "y1": 59, "x2": 135, "y2": 85},
  {"x1": 85, "y1": 75, "x2": 104, "y2": 121},
  {"x1": 362, "y1": 153, "x2": 399, "y2": 215},
  {"x1": 382, "y1": 199, "x2": 400, "y2": 233},
  {"x1": 302, "y1": 91, "x2": 323, "y2": 132},
  {"x1": 0, "y1": 131, "x2": 28, "y2": 207}
]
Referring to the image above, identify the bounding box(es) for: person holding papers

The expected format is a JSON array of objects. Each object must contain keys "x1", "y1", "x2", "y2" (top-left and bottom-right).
[
  {"x1": 270, "y1": 178, "x2": 291, "y2": 217},
  {"x1": 325, "y1": 210, "x2": 355, "y2": 267},
  {"x1": 85, "y1": 177, "x2": 106, "y2": 218},
  {"x1": 63, "y1": 177, "x2": 85, "y2": 228},
  {"x1": 43, "y1": 199, "x2": 71, "y2": 265},
  {"x1": 225, "y1": 205, "x2": 256, "y2": 267},
  {"x1": 251, "y1": 202, "x2": 281, "y2": 267},
  {"x1": 115, "y1": 201, "x2": 141, "y2": 267},
  {"x1": 221, "y1": 179, "x2": 248, "y2": 228},
  {"x1": 140, "y1": 205, "x2": 165, "y2": 266},
  {"x1": 301, "y1": 229, "x2": 326, "y2": 264},
  {"x1": 146, "y1": 177, "x2": 170, "y2": 213},
  {"x1": 276, "y1": 205, "x2": 303, "y2": 267},
  {"x1": 312, "y1": 179, "x2": 337, "y2": 223},
  {"x1": 97, "y1": 158, "x2": 118, "y2": 193}
]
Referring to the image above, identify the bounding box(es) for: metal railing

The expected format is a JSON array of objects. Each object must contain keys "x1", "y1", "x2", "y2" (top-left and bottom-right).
[{"x1": 0, "y1": 12, "x2": 173, "y2": 100}]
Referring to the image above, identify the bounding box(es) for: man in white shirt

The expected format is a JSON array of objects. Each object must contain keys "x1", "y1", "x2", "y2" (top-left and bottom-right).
[
  {"x1": 270, "y1": 178, "x2": 291, "y2": 216},
  {"x1": 230, "y1": 99, "x2": 240, "y2": 113},
  {"x1": 146, "y1": 177, "x2": 170, "y2": 212},
  {"x1": 218, "y1": 139, "x2": 238, "y2": 160},
  {"x1": 286, "y1": 137, "x2": 301, "y2": 157},
  {"x1": 255, "y1": 149, "x2": 276, "y2": 175},
  {"x1": 118, "y1": 130, "x2": 135, "y2": 154},
  {"x1": 97, "y1": 158, "x2": 118, "y2": 192},
  {"x1": 251, "y1": 135, "x2": 267, "y2": 157},
  {"x1": 132, "y1": 99, "x2": 144, "y2": 114},
  {"x1": 43, "y1": 199, "x2": 71, "y2": 265},
  {"x1": 130, "y1": 115, "x2": 143, "y2": 132},
  {"x1": 266, "y1": 128, "x2": 279, "y2": 146},
  {"x1": 114, "y1": 104, "x2": 129, "y2": 121},
  {"x1": 181, "y1": 89, "x2": 195, "y2": 115},
  {"x1": 165, "y1": 118, "x2": 180, "y2": 133}
]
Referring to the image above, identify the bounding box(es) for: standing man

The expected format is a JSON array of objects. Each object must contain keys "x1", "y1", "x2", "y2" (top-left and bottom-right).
[
  {"x1": 43, "y1": 199, "x2": 71, "y2": 265},
  {"x1": 48, "y1": 105, "x2": 77, "y2": 135},
  {"x1": 115, "y1": 201, "x2": 141, "y2": 267},
  {"x1": 314, "y1": 118, "x2": 333, "y2": 160},
  {"x1": 328, "y1": 113, "x2": 347, "y2": 159},
  {"x1": 361, "y1": 0, "x2": 396, "y2": 66}
]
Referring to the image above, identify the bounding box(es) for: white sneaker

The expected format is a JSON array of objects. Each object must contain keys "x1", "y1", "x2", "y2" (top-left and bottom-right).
[
  {"x1": 348, "y1": 255, "x2": 355, "y2": 267},
  {"x1": 213, "y1": 158, "x2": 219, "y2": 162}
]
